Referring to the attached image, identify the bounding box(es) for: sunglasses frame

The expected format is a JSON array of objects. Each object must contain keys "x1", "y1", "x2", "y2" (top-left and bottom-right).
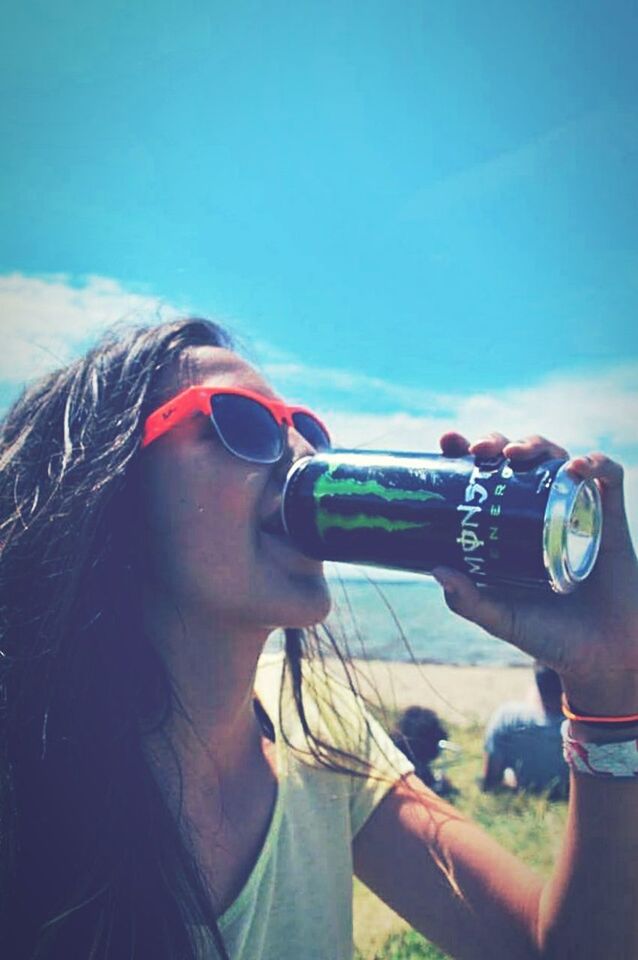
[{"x1": 141, "y1": 385, "x2": 331, "y2": 462}]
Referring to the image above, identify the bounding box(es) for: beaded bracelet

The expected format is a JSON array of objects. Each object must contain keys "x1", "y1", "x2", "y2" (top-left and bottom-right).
[{"x1": 561, "y1": 721, "x2": 638, "y2": 778}]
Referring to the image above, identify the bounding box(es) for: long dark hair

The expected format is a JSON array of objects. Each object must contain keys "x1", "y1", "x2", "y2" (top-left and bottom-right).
[
  {"x1": 0, "y1": 317, "x2": 389, "y2": 960},
  {"x1": 0, "y1": 318, "x2": 242, "y2": 958}
]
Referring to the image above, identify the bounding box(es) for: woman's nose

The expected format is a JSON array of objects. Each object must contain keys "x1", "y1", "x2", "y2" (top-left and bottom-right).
[
  {"x1": 283, "y1": 421, "x2": 317, "y2": 458},
  {"x1": 273, "y1": 424, "x2": 315, "y2": 481}
]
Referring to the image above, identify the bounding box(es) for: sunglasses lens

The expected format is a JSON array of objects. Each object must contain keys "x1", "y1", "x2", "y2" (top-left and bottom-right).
[
  {"x1": 210, "y1": 394, "x2": 283, "y2": 463},
  {"x1": 292, "y1": 412, "x2": 331, "y2": 452}
]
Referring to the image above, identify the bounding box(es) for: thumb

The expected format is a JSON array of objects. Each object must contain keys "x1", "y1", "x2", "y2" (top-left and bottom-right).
[{"x1": 431, "y1": 567, "x2": 516, "y2": 644}]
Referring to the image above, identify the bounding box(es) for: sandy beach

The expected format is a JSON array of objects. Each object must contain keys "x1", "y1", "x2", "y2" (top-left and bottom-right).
[{"x1": 349, "y1": 658, "x2": 535, "y2": 726}]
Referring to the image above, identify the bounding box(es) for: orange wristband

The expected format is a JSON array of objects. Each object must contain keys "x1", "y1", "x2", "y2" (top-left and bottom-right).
[{"x1": 561, "y1": 693, "x2": 638, "y2": 725}]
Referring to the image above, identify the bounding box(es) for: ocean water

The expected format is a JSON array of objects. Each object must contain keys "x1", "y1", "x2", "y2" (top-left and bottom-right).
[{"x1": 269, "y1": 578, "x2": 533, "y2": 667}]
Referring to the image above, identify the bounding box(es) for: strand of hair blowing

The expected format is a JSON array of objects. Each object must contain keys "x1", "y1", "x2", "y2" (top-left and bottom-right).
[{"x1": 0, "y1": 319, "x2": 240, "y2": 960}]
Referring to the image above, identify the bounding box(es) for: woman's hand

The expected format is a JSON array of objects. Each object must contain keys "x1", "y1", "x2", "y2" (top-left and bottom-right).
[{"x1": 433, "y1": 431, "x2": 638, "y2": 716}]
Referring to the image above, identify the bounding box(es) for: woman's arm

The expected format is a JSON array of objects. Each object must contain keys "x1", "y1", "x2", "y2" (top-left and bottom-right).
[
  {"x1": 538, "y1": 730, "x2": 638, "y2": 958},
  {"x1": 354, "y1": 432, "x2": 638, "y2": 959},
  {"x1": 353, "y1": 773, "x2": 542, "y2": 960},
  {"x1": 354, "y1": 759, "x2": 638, "y2": 959}
]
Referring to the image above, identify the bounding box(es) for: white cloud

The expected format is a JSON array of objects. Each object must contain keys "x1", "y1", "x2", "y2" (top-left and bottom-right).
[
  {"x1": 264, "y1": 358, "x2": 638, "y2": 457},
  {"x1": 1, "y1": 272, "x2": 636, "y2": 549},
  {"x1": 265, "y1": 359, "x2": 638, "y2": 545},
  {"x1": 0, "y1": 272, "x2": 183, "y2": 383}
]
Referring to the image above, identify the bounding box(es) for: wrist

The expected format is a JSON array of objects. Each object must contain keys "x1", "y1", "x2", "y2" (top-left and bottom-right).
[
  {"x1": 561, "y1": 671, "x2": 638, "y2": 719},
  {"x1": 569, "y1": 719, "x2": 638, "y2": 744},
  {"x1": 562, "y1": 720, "x2": 638, "y2": 777}
]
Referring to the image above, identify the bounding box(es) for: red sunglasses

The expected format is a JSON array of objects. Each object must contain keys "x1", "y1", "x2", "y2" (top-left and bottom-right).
[{"x1": 141, "y1": 385, "x2": 331, "y2": 463}]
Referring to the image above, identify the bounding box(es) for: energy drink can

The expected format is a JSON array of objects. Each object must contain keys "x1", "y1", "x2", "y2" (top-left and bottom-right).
[{"x1": 281, "y1": 450, "x2": 603, "y2": 593}]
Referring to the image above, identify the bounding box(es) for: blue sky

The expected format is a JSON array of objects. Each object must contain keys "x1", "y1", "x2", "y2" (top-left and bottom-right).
[{"x1": 1, "y1": 1, "x2": 637, "y2": 573}]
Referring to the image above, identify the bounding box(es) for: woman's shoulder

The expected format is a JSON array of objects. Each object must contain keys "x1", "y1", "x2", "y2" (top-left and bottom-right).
[
  {"x1": 255, "y1": 650, "x2": 369, "y2": 741},
  {"x1": 255, "y1": 650, "x2": 413, "y2": 782}
]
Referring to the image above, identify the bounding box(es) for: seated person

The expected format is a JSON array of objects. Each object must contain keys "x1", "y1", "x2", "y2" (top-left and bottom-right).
[
  {"x1": 390, "y1": 705, "x2": 457, "y2": 797},
  {"x1": 482, "y1": 663, "x2": 569, "y2": 799}
]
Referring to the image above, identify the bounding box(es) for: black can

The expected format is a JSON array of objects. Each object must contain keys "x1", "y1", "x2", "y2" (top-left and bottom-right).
[{"x1": 281, "y1": 450, "x2": 602, "y2": 593}]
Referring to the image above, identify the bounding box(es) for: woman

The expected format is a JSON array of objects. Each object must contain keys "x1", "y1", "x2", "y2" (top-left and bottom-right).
[{"x1": 1, "y1": 316, "x2": 636, "y2": 959}]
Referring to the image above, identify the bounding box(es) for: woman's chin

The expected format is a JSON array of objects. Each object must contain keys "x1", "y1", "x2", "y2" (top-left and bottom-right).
[{"x1": 272, "y1": 574, "x2": 333, "y2": 628}]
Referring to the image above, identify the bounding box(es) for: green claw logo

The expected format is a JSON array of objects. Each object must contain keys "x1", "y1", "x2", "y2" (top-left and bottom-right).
[{"x1": 313, "y1": 466, "x2": 444, "y2": 539}]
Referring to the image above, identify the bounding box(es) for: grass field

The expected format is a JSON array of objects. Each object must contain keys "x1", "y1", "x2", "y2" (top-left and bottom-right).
[{"x1": 352, "y1": 720, "x2": 568, "y2": 959}]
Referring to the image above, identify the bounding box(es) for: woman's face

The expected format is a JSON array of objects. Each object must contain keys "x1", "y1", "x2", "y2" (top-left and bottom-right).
[{"x1": 139, "y1": 346, "x2": 332, "y2": 635}]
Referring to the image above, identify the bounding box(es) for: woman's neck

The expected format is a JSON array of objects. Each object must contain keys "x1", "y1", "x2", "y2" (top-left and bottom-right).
[
  {"x1": 140, "y1": 610, "x2": 280, "y2": 918},
  {"x1": 141, "y1": 596, "x2": 273, "y2": 821}
]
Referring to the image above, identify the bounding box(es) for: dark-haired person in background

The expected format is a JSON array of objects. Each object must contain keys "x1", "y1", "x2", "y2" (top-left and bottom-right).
[
  {"x1": 391, "y1": 706, "x2": 458, "y2": 797},
  {"x1": 1, "y1": 316, "x2": 637, "y2": 959},
  {"x1": 482, "y1": 664, "x2": 569, "y2": 799}
]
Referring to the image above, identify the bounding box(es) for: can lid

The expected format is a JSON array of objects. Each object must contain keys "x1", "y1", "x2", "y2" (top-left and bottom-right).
[{"x1": 542, "y1": 463, "x2": 603, "y2": 594}]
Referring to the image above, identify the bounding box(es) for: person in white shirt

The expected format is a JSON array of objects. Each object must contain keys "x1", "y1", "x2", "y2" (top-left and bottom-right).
[{"x1": 483, "y1": 663, "x2": 568, "y2": 798}]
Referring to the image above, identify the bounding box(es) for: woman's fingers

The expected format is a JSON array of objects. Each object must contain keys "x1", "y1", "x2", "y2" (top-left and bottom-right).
[
  {"x1": 430, "y1": 446, "x2": 638, "y2": 677},
  {"x1": 439, "y1": 431, "x2": 471, "y2": 456},
  {"x1": 444, "y1": 431, "x2": 571, "y2": 464},
  {"x1": 467, "y1": 432, "x2": 510, "y2": 457},
  {"x1": 431, "y1": 566, "x2": 565, "y2": 666},
  {"x1": 566, "y1": 453, "x2": 636, "y2": 564},
  {"x1": 566, "y1": 451, "x2": 624, "y2": 491},
  {"x1": 431, "y1": 567, "x2": 517, "y2": 645},
  {"x1": 503, "y1": 435, "x2": 569, "y2": 461}
]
